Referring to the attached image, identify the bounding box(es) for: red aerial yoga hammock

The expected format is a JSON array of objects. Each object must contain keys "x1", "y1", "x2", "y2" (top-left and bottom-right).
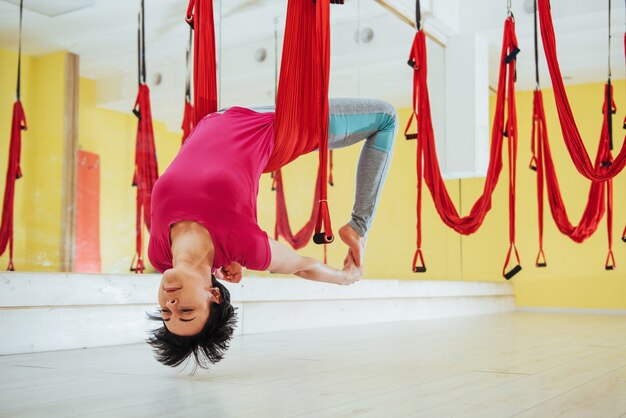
[
  {"x1": 531, "y1": 89, "x2": 615, "y2": 269},
  {"x1": 270, "y1": 0, "x2": 339, "y2": 252},
  {"x1": 406, "y1": 7, "x2": 522, "y2": 279},
  {"x1": 187, "y1": 0, "x2": 336, "y2": 248},
  {"x1": 269, "y1": 0, "x2": 334, "y2": 246},
  {"x1": 528, "y1": 0, "x2": 615, "y2": 269},
  {"x1": 130, "y1": 0, "x2": 159, "y2": 273},
  {"x1": 0, "y1": 0, "x2": 27, "y2": 271},
  {"x1": 537, "y1": 0, "x2": 626, "y2": 181},
  {"x1": 181, "y1": 27, "x2": 194, "y2": 145}
]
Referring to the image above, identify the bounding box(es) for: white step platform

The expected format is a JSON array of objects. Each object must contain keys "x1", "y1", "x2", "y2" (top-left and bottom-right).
[{"x1": 0, "y1": 273, "x2": 514, "y2": 355}]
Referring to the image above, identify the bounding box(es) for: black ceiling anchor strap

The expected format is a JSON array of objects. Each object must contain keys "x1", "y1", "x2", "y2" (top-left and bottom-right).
[
  {"x1": 141, "y1": 0, "x2": 146, "y2": 85},
  {"x1": 534, "y1": 0, "x2": 539, "y2": 90},
  {"x1": 606, "y1": 0, "x2": 614, "y2": 150},
  {"x1": 185, "y1": 26, "x2": 192, "y2": 103},
  {"x1": 16, "y1": 0, "x2": 24, "y2": 101},
  {"x1": 528, "y1": 0, "x2": 540, "y2": 171},
  {"x1": 133, "y1": 0, "x2": 147, "y2": 119},
  {"x1": 415, "y1": 0, "x2": 421, "y2": 30},
  {"x1": 136, "y1": 10, "x2": 141, "y2": 88}
]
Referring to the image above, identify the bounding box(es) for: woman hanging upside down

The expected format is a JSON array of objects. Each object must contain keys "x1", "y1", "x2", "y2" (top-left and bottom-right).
[{"x1": 147, "y1": 98, "x2": 398, "y2": 368}]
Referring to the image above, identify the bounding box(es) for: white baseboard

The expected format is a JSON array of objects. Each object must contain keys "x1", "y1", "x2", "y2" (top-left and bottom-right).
[
  {"x1": 517, "y1": 307, "x2": 626, "y2": 315},
  {"x1": 0, "y1": 272, "x2": 514, "y2": 355}
]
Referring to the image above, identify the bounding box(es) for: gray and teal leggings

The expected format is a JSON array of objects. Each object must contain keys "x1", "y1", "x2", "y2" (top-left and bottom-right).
[
  {"x1": 243, "y1": 98, "x2": 398, "y2": 237},
  {"x1": 327, "y1": 98, "x2": 397, "y2": 237}
]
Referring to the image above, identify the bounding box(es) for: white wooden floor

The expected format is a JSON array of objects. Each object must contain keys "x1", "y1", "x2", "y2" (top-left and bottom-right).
[{"x1": 1, "y1": 312, "x2": 626, "y2": 418}]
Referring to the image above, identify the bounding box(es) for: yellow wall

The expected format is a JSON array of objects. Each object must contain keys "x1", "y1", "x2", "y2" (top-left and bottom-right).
[
  {"x1": 0, "y1": 48, "x2": 181, "y2": 273},
  {"x1": 0, "y1": 49, "x2": 66, "y2": 271},
  {"x1": 1, "y1": 47, "x2": 624, "y2": 309},
  {"x1": 488, "y1": 82, "x2": 626, "y2": 309}
]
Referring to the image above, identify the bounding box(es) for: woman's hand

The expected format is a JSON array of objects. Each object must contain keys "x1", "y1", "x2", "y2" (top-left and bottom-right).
[
  {"x1": 340, "y1": 254, "x2": 361, "y2": 286},
  {"x1": 215, "y1": 262, "x2": 243, "y2": 283}
]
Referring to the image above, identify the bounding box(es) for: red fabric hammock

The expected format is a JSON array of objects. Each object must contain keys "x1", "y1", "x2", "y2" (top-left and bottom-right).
[
  {"x1": 406, "y1": 17, "x2": 521, "y2": 279},
  {"x1": 1, "y1": 0, "x2": 26, "y2": 271},
  {"x1": 131, "y1": 2, "x2": 159, "y2": 273},
  {"x1": 187, "y1": 0, "x2": 335, "y2": 247},
  {"x1": 530, "y1": 87, "x2": 615, "y2": 268},
  {"x1": 622, "y1": 33, "x2": 626, "y2": 245},
  {"x1": 537, "y1": 0, "x2": 626, "y2": 181},
  {"x1": 186, "y1": 0, "x2": 218, "y2": 124},
  {"x1": 131, "y1": 84, "x2": 159, "y2": 274},
  {"x1": 269, "y1": 0, "x2": 333, "y2": 245},
  {"x1": 0, "y1": 101, "x2": 27, "y2": 271}
]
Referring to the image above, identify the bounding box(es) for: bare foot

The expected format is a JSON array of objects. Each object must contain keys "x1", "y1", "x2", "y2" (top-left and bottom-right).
[{"x1": 338, "y1": 224, "x2": 366, "y2": 268}]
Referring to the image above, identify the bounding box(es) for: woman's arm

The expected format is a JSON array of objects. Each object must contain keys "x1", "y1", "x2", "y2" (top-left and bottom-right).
[{"x1": 267, "y1": 238, "x2": 360, "y2": 285}]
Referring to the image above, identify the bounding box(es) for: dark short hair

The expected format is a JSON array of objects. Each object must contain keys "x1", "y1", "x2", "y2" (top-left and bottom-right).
[{"x1": 147, "y1": 275, "x2": 237, "y2": 369}]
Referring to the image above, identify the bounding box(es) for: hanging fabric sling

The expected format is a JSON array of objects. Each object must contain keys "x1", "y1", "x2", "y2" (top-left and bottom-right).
[
  {"x1": 269, "y1": 0, "x2": 334, "y2": 246},
  {"x1": 270, "y1": 0, "x2": 339, "y2": 255},
  {"x1": 0, "y1": 0, "x2": 27, "y2": 271},
  {"x1": 181, "y1": 26, "x2": 194, "y2": 145},
  {"x1": 529, "y1": 0, "x2": 615, "y2": 269},
  {"x1": 406, "y1": 1, "x2": 522, "y2": 279},
  {"x1": 186, "y1": 0, "x2": 218, "y2": 124},
  {"x1": 609, "y1": 3, "x2": 626, "y2": 243},
  {"x1": 531, "y1": 89, "x2": 614, "y2": 267},
  {"x1": 187, "y1": 0, "x2": 336, "y2": 248},
  {"x1": 537, "y1": 0, "x2": 626, "y2": 181},
  {"x1": 130, "y1": 0, "x2": 159, "y2": 273}
]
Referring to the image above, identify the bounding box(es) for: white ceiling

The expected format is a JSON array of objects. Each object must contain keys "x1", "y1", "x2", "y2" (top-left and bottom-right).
[{"x1": 0, "y1": 0, "x2": 624, "y2": 131}]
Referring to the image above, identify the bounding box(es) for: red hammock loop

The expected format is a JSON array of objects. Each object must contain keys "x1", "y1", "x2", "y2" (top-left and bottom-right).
[
  {"x1": 605, "y1": 160, "x2": 614, "y2": 270},
  {"x1": 412, "y1": 248, "x2": 426, "y2": 273},
  {"x1": 404, "y1": 112, "x2": 418, "y2": 140},
  {"x1": 408, "y1": 17, "x2": 521, "y2": 278},
  {"x1": 537, "y1": 0, "x2": 626, "y2": 181},
  {"x1": 0, "y1": 100, "x2": 27, "y2": 271},
  {"x1": 535, "y1": 248, "x2": 547, "y2": 268},
  {"x1": 605, "y1": 250, "x2": 616, "y2": 270},
  {"x1": 503, "y1": 243, "x2": 522, "y2": 280}
]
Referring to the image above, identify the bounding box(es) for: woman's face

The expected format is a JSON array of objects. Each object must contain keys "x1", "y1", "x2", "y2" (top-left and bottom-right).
[{"x1": 157, "y1": 267, "x2": 220, "y2": 336}]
